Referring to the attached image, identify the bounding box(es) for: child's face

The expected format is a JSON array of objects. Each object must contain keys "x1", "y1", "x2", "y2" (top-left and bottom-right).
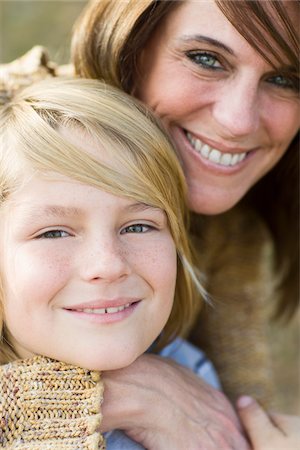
[{"x1": 0, "y1": 133, "x2": 177, "y2": 370}]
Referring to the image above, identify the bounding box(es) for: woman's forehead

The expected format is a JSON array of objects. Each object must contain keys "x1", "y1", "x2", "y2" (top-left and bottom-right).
[{"x1": 155, "y1": 0, "x2": 298, "y2": 68}]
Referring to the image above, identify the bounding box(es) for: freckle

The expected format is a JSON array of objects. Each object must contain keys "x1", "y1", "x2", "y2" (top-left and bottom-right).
[{"x1": 46, "y1": 255, "x2": 70, "y2": 273}]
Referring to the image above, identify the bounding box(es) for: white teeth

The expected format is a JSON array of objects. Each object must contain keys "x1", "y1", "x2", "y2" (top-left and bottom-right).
[
  {"x1": 194, "y1": 138, "x2": 202, "y2": 152},
  {"x1": 220, "y1": 153, "x2": 232, "y2": 166},
  {"x1": 106, "y1": 307, "x2": 120, "y2": 313},
  {"x1": 79, "y1": 303, "x2": 131, "y2": 315},
  {"x1": 208, "y1": 149, "x2": 222, "y2": 163},
  {"x1": 186, "y1": 132, "x2": 247, "y2": 167},
  {"x1": 201, "y1": 144, "x2": 211, "y2": 157},
  {"x1": 230, "y1": 153, "x2": 240, "y2": 165},
  {"x1": 238, "y1": 152, "x2": 246, "y2": 162}
]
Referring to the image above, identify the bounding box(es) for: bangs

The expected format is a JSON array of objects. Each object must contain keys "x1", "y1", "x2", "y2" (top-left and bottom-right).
[{"x1": 216, "y1": 0, "x2": 299, "y2": 74}]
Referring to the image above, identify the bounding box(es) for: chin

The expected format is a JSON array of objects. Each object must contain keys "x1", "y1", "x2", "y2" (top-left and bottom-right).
[
  {"x1": 187, "y1": 190, "x2": 243, "y2": 216},
  {"x1": 69, "y1": 350, "x2": 142, "y2": 372}
]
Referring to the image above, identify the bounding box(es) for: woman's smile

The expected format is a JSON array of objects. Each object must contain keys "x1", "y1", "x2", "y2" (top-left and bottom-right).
[{"x1": 184, "y1": 129, "x2": 253, "y2": 169}]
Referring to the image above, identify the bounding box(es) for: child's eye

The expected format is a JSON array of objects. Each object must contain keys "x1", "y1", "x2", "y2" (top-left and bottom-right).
[
  {"x1": 37, "y1": 230, "x2": 70, "y2": 239},
  {"x1": 186, "y1": 51, "x2": 223, "y2": 70},
  {"x1": 121, "y1": 224, "x2": 152, "y2": 234}
]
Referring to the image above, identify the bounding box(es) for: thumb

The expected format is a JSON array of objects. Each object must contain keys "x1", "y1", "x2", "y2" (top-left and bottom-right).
[{"x1": 236, "y1": 396, "x2": 280, "y2": 448}]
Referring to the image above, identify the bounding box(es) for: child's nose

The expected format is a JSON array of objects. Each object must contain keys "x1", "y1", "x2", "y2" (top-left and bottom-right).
[{"x1": 80, "y1": 238, "x2": 131, "y2": 283}]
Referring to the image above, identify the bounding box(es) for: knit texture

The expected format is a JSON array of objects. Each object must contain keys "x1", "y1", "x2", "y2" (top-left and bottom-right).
[
  {"x1": 190, "y1": 206, "x2": 275, "y2": 408},
  {"x1": 0, "y1": 356, "x2": 105, "y2": 449}
]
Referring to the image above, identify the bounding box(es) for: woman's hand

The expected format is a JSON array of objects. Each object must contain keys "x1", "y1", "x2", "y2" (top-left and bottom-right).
[
  {"x1": 237, "y1": 396, "x2": 300, "y2": 450},
  {"x1": 101, "y1": 353, "x2": 250, "y2": 450}
]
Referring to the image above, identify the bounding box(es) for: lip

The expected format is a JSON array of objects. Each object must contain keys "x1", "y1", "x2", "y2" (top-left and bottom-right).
[
  {"x1": 63, "y1": 299, "x2": 141, "y2": 324},
  {"x1": 172, "y1": 126, "x2": 258, "y2": 175}
]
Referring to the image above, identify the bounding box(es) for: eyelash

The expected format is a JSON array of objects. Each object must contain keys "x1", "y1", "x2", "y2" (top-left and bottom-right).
[
  {"x1": 36, "y1": 229, "x2": 70, "y2": 239},
  {"x1": 266, "y1": 74, "x2": 299, "y2": 92},
  {"x1": 120, "y1": 224, "x2": 154, "y2": 234},
  {"x1": 186, "y1": 51, "x2": 223, "y2": 70},
  {"x1": 36, "y1": 223, "x2": 156, "y2": 239},
  {"x1": 186, "y1": 50, "x2": 299, "y2": 92}
]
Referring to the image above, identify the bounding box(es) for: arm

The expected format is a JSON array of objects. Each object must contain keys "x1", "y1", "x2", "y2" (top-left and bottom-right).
[
  {"x1": 237, "y1": 396, "x2": 300, "y2": 450},
  {"x1": 0, "y1": 356, "x2": 105, "y2": 449},
  {"x1": 101, "y1": 353, "x2": 250, "y2": 450}
]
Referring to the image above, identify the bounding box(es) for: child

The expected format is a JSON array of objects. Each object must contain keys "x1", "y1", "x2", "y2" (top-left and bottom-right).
[{"x1": 0, "y1": 77, "x2": 218, "y2": 449}]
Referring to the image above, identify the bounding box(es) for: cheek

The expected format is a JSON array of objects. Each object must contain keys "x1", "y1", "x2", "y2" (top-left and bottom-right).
[
  {"x1": 264, "y1": 97, "x2": 300, "y2": 145},
  {"x1": 279, "y1": 116, "x2": 299, "y2": 147},
  {"x1": 139, "y1": 58, "x2": 215, "y2": 122},
  {"x1": 2, "y1": 248, "x2": 72, "y2": 349},
  {"x1": 135, "y1": 238, "x2": 177, "y2": 295},
  {"x1": 138, "y1": 61, "x2": 184, "y2": 114},
  {"x1": 3, "y1": 246, "x2": 71, "y2": 305},
  {"x1": 124, "y1": 234, "x2": 177, "y2": 281}
]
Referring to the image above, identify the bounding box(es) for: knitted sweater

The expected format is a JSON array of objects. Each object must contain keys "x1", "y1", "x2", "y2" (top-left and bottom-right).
[{"x1": 0, "y1": 356, "x2": 105, "y2": 449}]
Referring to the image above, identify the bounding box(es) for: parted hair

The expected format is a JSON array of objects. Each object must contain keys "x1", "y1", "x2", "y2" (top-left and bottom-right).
[
  {"x1": 0, "y1": 77, "x2": 205, "y2": 364},
  {"x1": 72, "y1": 0, "x2": 299, "y2": 319}
]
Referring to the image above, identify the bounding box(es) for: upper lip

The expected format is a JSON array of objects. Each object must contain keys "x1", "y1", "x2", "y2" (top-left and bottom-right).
[
  {"x1": 64, "y1": 298, "x2": 140, "y2": 310},
  {"x1": 184, "y1": 129, "x2": 257, "y2": 154}
]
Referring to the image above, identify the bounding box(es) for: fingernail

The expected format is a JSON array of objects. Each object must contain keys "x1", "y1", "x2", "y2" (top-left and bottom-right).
[{"x1": 237, "y1": 395, "x2": 254, "y2": 408}]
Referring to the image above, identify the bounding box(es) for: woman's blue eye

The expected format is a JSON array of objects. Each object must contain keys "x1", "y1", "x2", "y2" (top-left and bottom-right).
[
  {"x1": 267, "y1": 74, "x2": 298, "y2": 91},
  {"x1": 38, "y1": 230, "x2": 69, "y2": 239},
  {"x1": 121, "y1": 224, "x2": 150, "y2": 234},
  {"x1": 186, "y1": 51, "x2": 222, "y2": 69}
]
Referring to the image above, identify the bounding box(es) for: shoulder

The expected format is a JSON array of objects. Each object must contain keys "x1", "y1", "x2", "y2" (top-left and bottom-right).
[
  {"x1": 191, "y1": 204, "x2": 274, "y2": 271},
  {"x1": 192, "y1": 203, "x2": 272, "y2": 245}
]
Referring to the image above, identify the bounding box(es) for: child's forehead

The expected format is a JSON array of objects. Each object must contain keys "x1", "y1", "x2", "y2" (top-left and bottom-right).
[
  {"x1": 57, "y1": 124, "x2": 118, "y2": 168},
  {"x1": 4, "y1": 171, "x2": 161, "y2": 214}
]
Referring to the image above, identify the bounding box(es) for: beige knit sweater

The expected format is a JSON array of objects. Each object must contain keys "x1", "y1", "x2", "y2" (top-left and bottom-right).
[{"x1": 0, "y1": 356, "x2": 105, "y2": 449}]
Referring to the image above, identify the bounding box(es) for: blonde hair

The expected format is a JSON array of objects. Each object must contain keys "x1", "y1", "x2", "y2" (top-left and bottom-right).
[
  {"x1": 72, "y1": 0, "x2": 299, "y2": 319},
  {"x1": 0, "y1": 77, "x2": 204, "y2": 364}
]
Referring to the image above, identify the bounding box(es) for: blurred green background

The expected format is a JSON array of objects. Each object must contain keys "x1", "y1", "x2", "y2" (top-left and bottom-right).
[
  {"x1": 0, "y1": 0, "x2": 299, "y2": 415},
  {"x1": 0, "y1": 0, "x2": 86, "y2": 63}
]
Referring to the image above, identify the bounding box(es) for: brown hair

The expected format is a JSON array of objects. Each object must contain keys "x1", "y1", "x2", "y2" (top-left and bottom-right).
[{"x1": 72, "y1": 0, "x2": 299, "y2": 318}]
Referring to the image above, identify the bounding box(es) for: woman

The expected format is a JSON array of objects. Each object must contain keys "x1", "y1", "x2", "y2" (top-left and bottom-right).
[{"x1": 71, "y1": 1, "x2": 299, "y2": 449}]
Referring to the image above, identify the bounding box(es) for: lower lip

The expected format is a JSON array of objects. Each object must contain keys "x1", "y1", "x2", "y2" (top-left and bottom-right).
[
  {"x1": 63, "y1": 301, "x2": 141, "y2": 324},
  {"x1": 173, "y1": 127, "x2": 256, "y2": 175}
]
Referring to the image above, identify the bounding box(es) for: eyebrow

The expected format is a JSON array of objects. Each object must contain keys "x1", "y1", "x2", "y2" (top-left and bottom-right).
[
  {"x1": 20, "y1": 203, "x2": 161, "y2": 222},
  {"x1": 23, "y1": 205, "x2": 82, "y2": 221},
  {"x1": 126, "y1": 202, "x2": 162, "y2": 213},
  {"x1": 179, "y1": 35, "x2": 235, "y2": 56},
  {"x1": 180, "y1": 35, "x2": 297, "y2": 73}
]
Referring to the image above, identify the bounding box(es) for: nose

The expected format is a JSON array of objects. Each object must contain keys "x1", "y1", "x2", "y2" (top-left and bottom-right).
[
  {"x1": 80, "y1": 237, "x2": 131, "y2": 283},
  {"x1": 212, "y1": 76, "x2": 260, "y2": 138}
]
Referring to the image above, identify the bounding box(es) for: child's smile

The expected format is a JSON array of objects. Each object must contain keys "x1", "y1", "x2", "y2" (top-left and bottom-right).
[{"x1": 63, "y1": 299, "x2": 141, "y2": 324}]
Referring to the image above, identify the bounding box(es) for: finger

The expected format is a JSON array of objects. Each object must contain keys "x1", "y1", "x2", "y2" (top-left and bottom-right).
[
  {"x1": 236, "y1": 396, "x2": 281, "y2": 447},
  {"x1": 269, "y1": 412, "x2": 300, "y2": 434}
]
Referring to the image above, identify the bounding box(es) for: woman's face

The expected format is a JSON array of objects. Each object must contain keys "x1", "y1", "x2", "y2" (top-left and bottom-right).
[{"x1": 136, "y1": 0, "x2": 299, "y2": 214}]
